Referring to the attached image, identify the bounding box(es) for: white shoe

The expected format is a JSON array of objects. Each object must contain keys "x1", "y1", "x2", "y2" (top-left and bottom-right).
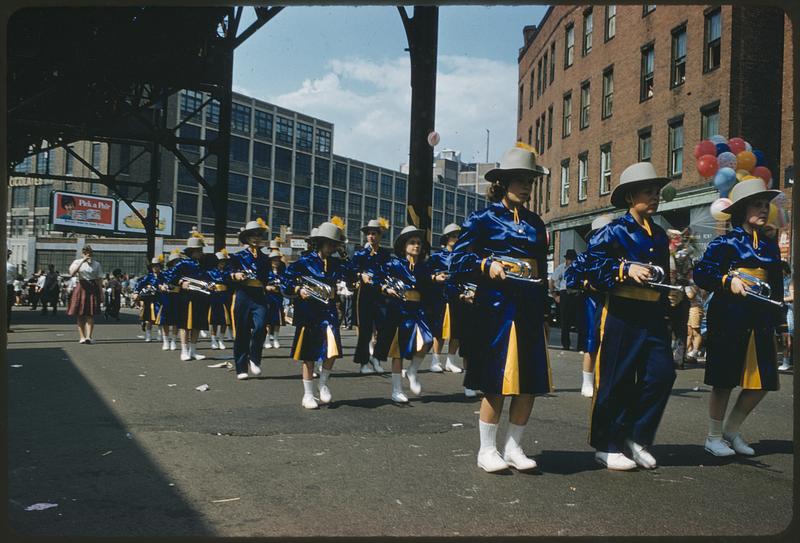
[
  {"x1": 594, "y1": 451, "x2": 637, "y2": 471},
  {"x1": 370, "y1": 357, "x2": 384, "y2": 374},
  {"x1": 444, "y1": 358, "x2": 463, "y2": 373},
  {"x1": 391, "y1": 390, "x2": 409, "y2": 403},
  {"x1": 162, "y1": 338, "x2": 170, "y2": 351},
  {"x1": 248, "y1": 360, "x2": 262, "y2": 377},
  {"x1": 302, "y1": 394, "x2": 319, "y2": 409},
  {"x1": 169, "y1": 339, "x2": 177, "y2": 351},
  {"x1": 429, "y1": 360, "x2": 444, "y2": 373},
  {"x1": 180, "y1": 347, "x2": 191, "y2": 361},
  {"x1": 217, "y1": 339, "x2": 226, "y2": 350},
  {"x1": 319, "y1": 385, "x2": 332, "y2": 404},
  {"x1": 503, "y1": 447, "x2": 538, "y2": 471},
  {"x1": 210, "y1": 337, "x2": 219, "y2": 349},
  {"x1": 144, "y1": 332, "x2": 152, "y2": 342},
  {"x1": 313, "y1": 361, "x2": 321, "y2": 378},
  {"x1": 464, "y1": 387, "x2": 478, "y2": 398},
  {"x1": 625, "y1": 439, "x2": 657, "y2": 469},
  {"x1": 224, "y1": 332, "x2": 232, "y2": 341},
  {"x1": 401, "y1": 369, "x2": 407, "y2": 378},
  {"x1": 78, "y1": 338, "x2": 87, "y2": 344},
  {"x1": 406, "y1": 370, "x2": 422, "y2": 396},
  {"x1": 237, "y1": 372, "x2": 249, "y2": 381},
  {"x1": 778, "y1": 361, "x2": 791, "y2": 371},
  {"x1": 705, "y1": 437, "x2": 736, "y2": 456},
  {"x1": 581, "y1": 382, "x2": 594, "y2": 397},
  {"x1": 477, "y1": 449, "x2": 510, "y2": 473},
  {"x1": 723, "y1": 432, "x2": 755, "y2": 456},
  {"x1": 360, "y1": 364, "x2": 375, "y2": 374},
  {"x1": 191, "y1": 350, "x2": 206, "y2": 361},
  {"x1": 200, "y1": 330, "x2": 208, "y2": 339},
  {"x1": 272, "y1": 339, "x2": 280, "y2": 349},
  {"x1": 264, "y1": 341, "x2": 272, "y2": 349}
]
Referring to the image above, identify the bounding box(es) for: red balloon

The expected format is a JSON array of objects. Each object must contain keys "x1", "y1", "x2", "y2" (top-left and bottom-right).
[
  {"x1": 697, "y1": 154, "x2": 719, "y2": 178},
  {"x1": 694, "y1": 140, "x2": 717, "y2": 159},
  {"x1": 728, "y1": 137, "x2": 747, "y2": 155},
  {"x1": 752, "y1": 166, "x2": 772, "y2": 184}
]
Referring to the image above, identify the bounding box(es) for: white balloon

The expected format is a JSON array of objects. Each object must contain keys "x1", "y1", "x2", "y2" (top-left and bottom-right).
[
  {"x1": 427, "y1": 131, "x2": 440, "y2": 147},
  {"x1": 710, "y1": 198, "x2": 732, "y2": 221}
]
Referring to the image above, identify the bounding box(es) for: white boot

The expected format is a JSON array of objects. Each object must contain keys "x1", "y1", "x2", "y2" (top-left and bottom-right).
[
  {"x1": 180, "y1": 344, "x2": 191, "y2": 361},
  {"x1": 264, "y1": 338, "x2": 272, "y2": 349},
  {"x1": 210, "y1": 336, "x2": 219, "y2": 349},
  {"x1": 169, "y1": 337, "x2": 177, "y2": 351},
  {"x1": 429, "y1": 353, "x2": 444, "y2": 373},
  {"x1": 444, "y1": 355, "x2": 463, "y2": 373},
  {"x1": 248, "y1": 360, "x2": 262, "y2": 377},
  {"x1": 594, "y1": 451, "x2": 637, "y2": 471},
  {"x1": 272, "y1": 336, "x2": 280, "y2": 349},
  {"x1": 503, "y1": 423, "x2": 538, "y2": 470},
  {"x1": 224, "y1": 330, "x2": 232, "y2": 341},
  {"x1": 370, "y1": 356, "x2": 384, "y2": 374},
  {"x1": 581, "y1": 371, "x2": 594, "y2": 398},
  {"x1": 391, "y1": 373, "x2": 408, "y2": 403},
  {"x1": 477, "y1": 421, "x2": 509, "y2": 472},
  {"x1": 199, "y1": 330, "x2": 208, "y2": 339},
  {"x1": 704, "y1": 436, "x2": 735, "y2": 456},
  {"x1": 464, "y1": 387, "x2": 478, "y2": 398},
  {"x1": 191, "y1": 343, "x2": 206, "y2": 361},
  {"x1": 318, "y1": 368, "x2": 332, "y2": 404},
  {"x1": 625, "y1": 439, "x2": 657, "y2": 469},
  {"x1": 406, "y1": 355, "x2": 424, "y2": 396},
  {"x1": 723, "y1": 432, "x2": 755, "y2": 456},
  {"x1": 302, "y1": 379, "x2": 318, "y2": 409},
  {"x1": 217, "y1": 338, "x2": 226, "y2": 350},
  {"x1": 144, "y1": 330, "x2": 152, "y2": 342},
  {"x1": 313, "y1": 360, "x2": 322, "y2": 378},
  {"x1": 162, "y1": 335, "x2": 170, "y2": 351}
]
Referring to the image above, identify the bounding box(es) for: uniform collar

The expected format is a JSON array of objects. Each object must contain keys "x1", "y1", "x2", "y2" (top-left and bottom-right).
[{"x1": 623, "y1": 212, "x2": 654, "y2": 237}]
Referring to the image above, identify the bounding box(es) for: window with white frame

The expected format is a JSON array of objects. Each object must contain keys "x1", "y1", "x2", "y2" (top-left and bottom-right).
[
  {"x1": 600, "y1": 144, "x2": 612, "y2": 195},
  {"x1": 560, "y1": 160, "x2": 570, "y2": 205},
  {"x1": 578, "y1": 153, "x2": 588, "y2": 201},
  {"x1": 668, "y1": 119, "x2": 684, "y2": 177}
]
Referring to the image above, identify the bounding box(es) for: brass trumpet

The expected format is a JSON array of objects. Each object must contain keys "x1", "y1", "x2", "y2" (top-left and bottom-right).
[
  {"x1": 623, "y1": 261, "x2": 684, "y2": 291},
  {"x1": 459, "y1": 282, "x2": 477, "y2": 301},
  {"x1": 180, "y1": 277, "x2": 213, "y2": 295},
  {"x1": 728, "y1": 269, "x2": 785, "y2": 308},
  {"x1": 491, "y1": 255, "x2": 542, "y2": 283},
  {"x1": 382, "y1": 276, "x2": 410, "y2": 301},
  {"x1": 298, "y1": 275, "x2": 334, "y2": 304},
  {"x1": 137, "y1": 284, "x2": 158, "y2": 297}
]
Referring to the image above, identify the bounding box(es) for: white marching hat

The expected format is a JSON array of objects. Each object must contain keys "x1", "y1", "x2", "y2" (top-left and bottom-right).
[
  {"x1": 310, "y1": 218, "x2": 346, "y2": 244},
  {"x1": 484, "y1": 144, "x2": 549, "y2": 182},
  {"x1": 185, "y1": 234, "x2": 206, "y2": 252},
  {"x1": 721, "y1": 178, "x2": 781, "y2": 214},
  {"x1": 238, "y1": 219, "x2": 269, "y2": 244},
  {"x1": 214, "y1": 250, "x2": 229, "y2": 261},
  {"x1": 610, "y1": 162, "x2": 671, "y2": 208},
  {"x1": 361, "y1": 218, "x2": 390, "y2": 233},
  {"x1": 439, "y1": 223, "x2": 461, "y2": 245},
  {"x1": 394, "y1": 225, "x2": 429, "y2": 257}
]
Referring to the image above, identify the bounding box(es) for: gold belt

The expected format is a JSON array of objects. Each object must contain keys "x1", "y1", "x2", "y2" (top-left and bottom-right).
[
  {"x1": 612, "y1": 284, "x2": 661, "y2": 302},
  {"x1": 734, "y1": 267, "x2": 767, "y2": 281},
  {"x1": 213, "y1": 284, "x2": 228, "y2": 291},
  {"x1": 167, "y1": 287, "x2": 181, "y2": 293},
  {"x1": 243, "y1": 279, "x2": 264, "y2": 288},
  {"x1": 405, "y1": 290, "x2": 422, "y2": 302}
]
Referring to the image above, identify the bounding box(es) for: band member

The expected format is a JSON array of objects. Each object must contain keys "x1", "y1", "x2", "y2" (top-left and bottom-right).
[
  {"x1": 227, "y1": 219, "x2": 273, "y2": 380},
  {"x1": 450, "y1": 144, "x2": 549, "y2": 473},
  {"x1": 351, "y1": 218, "x2": 392, "y2": 374},
  {"x1": 161, "y1": 232, "x2": 212, "y2": 361},
  {"x1": 565, "y1": 214, "x2": 614, "y2": 397},
  {"x1": 426, "y1": 223, "x2": 464, "y2": 374},
  {"x1": 283, "y1": 218, "x2": 349, "y2": 409},
  {"x1": 207, "y1": 249, "x2": 232, "y2": 350},
  {"x1": 133, "y1": 255, "x2": 164, "y2": 342},
  {"x1": 448, "y1": 274, "x2": 479, "y2": 398},
  {"x1": 262, "y1": 248, "x2": 286, "y2": 349},
  {"x1": 157, "y1": 250, "x2": 183, "y2": 350},
  {"x1": 373, "y1": 225, "x2": 435, "y2": 403},
  {"x1": 583, "y1": 162, "x2": 676, "y2": 471},
  {"x1": 693, "y1": 179, "x2": 784, "y2": 457}
]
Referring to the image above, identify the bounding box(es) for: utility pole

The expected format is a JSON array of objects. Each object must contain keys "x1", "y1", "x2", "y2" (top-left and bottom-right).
[{"x1": 485, "y1": 129, "x2": 490, "y2": 163}]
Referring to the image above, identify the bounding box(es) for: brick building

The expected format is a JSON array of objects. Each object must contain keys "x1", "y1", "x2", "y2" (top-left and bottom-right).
[{"x1": 517, "y1": 4, "x2": 790, "y2": 266}]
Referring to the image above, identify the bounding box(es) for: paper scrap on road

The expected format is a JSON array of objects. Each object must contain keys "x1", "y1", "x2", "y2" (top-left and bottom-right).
[
  {"x1": 167, "y1": 384, "x2": 177, "y2": 387},
  {"x1": 55, "y1": 334, "x2": 64, "y2": 337},
  {"x1": 211, "y1": 497, "x2": 240, "y2": 503},
  {"x1": 101, "y1": 450, "x2": 113, "y2": 456},
  {"x1": 25, "y1": 503, "x2": 58, "y2": 511},
  {"x1": 195, "y1": 384, "x2": 210, "y2": 392},
  {"x1": 451, "y1": 423, "x2": 464, "y2": 427},
  {"x1": 207, "y1": 362, "x2": 228, "y2": 368},
  {"x1": 138, "y1": 374, "x2": 146, "y2": 377},
  {"x1": 10, "y1": 364, "x2": 23, "y2": 368}
]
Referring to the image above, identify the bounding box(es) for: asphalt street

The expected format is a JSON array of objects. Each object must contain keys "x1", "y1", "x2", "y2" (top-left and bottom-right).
[{"x1": 5, "y1": 307, "x2": 795, "y2": 538}]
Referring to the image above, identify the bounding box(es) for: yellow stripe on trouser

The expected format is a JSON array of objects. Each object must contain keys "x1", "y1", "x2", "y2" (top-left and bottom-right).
[
  {"x1": 230, "y1": 294, "x2": 237, "y2": 339},
  {"x1": 208, "y1": 307, "x2": 212, "y2": 324},
  {"x1": 442, "y1": 303, "x2": 451, "y2": 340},
  {"x1": 293, "y1": 327, "x2": 306, "y2": 361},
  {"x1": 156, "y1": 306, "x2": 163, "y2": 326},
  {"x1": 741, "y1": 330, "x2": 763, "y2": 389},
  {"x1": 389, "y1": 329, "x2": 401, "y2": 359},
  {"x1": 150, "y1": 304, "x2": 155, "y2": 322},
  {"x1": 501, "y1": 322, "x2": 520, "y2": 395},
  {"x1": 224, "y1": 305, "x2": 230, "y2": 325},
  {"x1": 326, "y1": 326, "x2": 339, "y2": 359},
  {"x1": 187, "y1": 301, "x2": 193, "y2": 330},
  {"x1": 587, "y1": 299, "x2": 610, "y2": 443},
  {"x1": 415, "y1": 325, "x2": 424, "y2": 352}
]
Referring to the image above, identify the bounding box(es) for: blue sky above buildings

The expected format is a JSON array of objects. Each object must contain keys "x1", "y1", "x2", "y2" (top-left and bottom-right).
[{"x1": 233, "y1": 5, "x2": 549, "y2": 170}]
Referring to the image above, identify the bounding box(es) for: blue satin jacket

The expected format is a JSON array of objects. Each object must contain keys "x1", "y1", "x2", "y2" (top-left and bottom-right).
[
  {"x1": 425, "y1": 248, "x2": 453, "y2": 305},
  {"x1": 380, "y1": 256, "x2": 433, "y2": 310},
  {"x1": 693, "y1": 226, "x2": 783, "y2": 326},
  {"x1": 134, "y1": 272, "x2": 161, "y2": 294},
  {"x1": 283, "y1": 252, "x2": 350, "y2": 325},
  {"x1": 352, "y1": 245, "x2": 392, "y2": 283},
  {"x1": 228, "y1": 247, "x2": 274, "y2": 285},
  {"x1": 565, "y1": 252, "x2": 588, "y2": 290},
  {"x1": 160, "y1": 257, "x2": 208, "y2": 285}
]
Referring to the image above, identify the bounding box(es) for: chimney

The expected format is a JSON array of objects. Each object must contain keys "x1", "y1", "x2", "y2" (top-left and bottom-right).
[{"x1": 523, "y1": 25, "x2": 537, "y2": 45}]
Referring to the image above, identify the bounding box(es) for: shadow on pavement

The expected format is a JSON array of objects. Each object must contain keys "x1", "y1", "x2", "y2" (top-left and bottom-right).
[{"x1": 6, "y1": 347, "x2": 213, "y2": 536}]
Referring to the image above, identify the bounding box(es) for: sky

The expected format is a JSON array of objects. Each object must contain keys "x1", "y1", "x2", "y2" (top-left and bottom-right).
[{"x1": 232, "y1": 5, "x2": 549, "y2": 171}]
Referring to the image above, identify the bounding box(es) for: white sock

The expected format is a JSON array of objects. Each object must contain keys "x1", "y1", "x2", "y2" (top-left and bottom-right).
[
  {"x1": 269, "y1": 334, "x2": 275, "y2": 341},
  {"x1": 181, "y1": 344, "x2": 189, "y2": 355},
  {"x1": 582, "y1": 371, "x2": 594, "y2": 387},
  {"x1": 708, "y1": 417, "x2": 724, "y2": 439},
  {"x1": 431, "y1": 353, "x2": 441, "y2": 364},
  {"x1": 504, "y1": 422, "x2": 527, "y2": 454},
  {"x1": 392, "y1": 372, "x2": 403, "y2": 392},
  {"x1": 320, "y1": 368, "x2": 331, "y2": 387},
  {"x1": 302, "y1": 379, "x2": 314, "y2": 396},
  {"x1": 478, "y1": 420, "x2": 499, "y2": 453},
  {"x1": 723, "y1": 406, "x2": 748, "y2": 436},
  {"x1": 369, "y1": 341, "x2": 375, "y2": 356},
  {"x1": 410, "y1": 354, "x2": 424, "y2": 372}
]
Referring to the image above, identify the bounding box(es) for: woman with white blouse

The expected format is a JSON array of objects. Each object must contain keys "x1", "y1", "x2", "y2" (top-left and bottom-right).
[{"x1": 68, "y1": 245, "x2": 103, "y2": 343}]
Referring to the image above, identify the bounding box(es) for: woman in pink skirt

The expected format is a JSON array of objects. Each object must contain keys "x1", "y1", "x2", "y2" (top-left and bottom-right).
[{"x1": 67, "y1": 245, "x2": 103, "y2": 344}]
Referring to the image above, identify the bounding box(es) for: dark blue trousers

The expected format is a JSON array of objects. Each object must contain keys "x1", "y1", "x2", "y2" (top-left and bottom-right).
[
  {"x1": 232, "y1": 286, "x2": 269, "y2": 374},
  {"x1": 590, "y1": 296, "x2": 676, "y2": 453},
  {"x1": 354, "y1": 285, "x2": 385, "y2": 364}
]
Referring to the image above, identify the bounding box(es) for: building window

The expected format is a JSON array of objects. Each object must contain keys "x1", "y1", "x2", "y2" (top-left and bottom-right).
[
  {"x1": 671, "y1": 25, "x2": 687, "y2": 88},
  {"x1": 91, "y1": 143, "x2": 102, "y2": 176},
  {"x1": 640, "y1": 44, "x2": 655, "y2": 101},
  {"x1": 602, "y1": 67, "x2": 614, "y2": 119},
  {"x1": 274, "y1": 147, "x2": 292, "y2": 181},
  {"x1": 395, "y1": 177, "x2": 407, "y2": 201},
  {"x1": 518, "y1": 85, "x2": 524, "y2": 121},
  {"x1": 315, "y1": 157, "x2": 330, "y2": 184},
  {"x1": 560, "y1": 160, "x2": 570, "y2": 206},
  {"x1": 668, "y1": 119, "x2": 684, "y2": 177},
  {"x1": 272, "y1": 207, "x2": 290, "y2": 229},
  {"x1": 273, "y1": 182, "x2": 291, "y2": 204},
  {"x1": 643, "y1": 4, "x2": 656, "y2": 16},
  {"x1": 227, "y1": 199, "x2": 247, "y2": 223},
  {"x1": 638, "y1": 128, "x2": 652, "y2": 162},
  {"x1": 349, "y1": 166, "x2": 363, "y2": 192},
  {"x1": 205, "y1": 99, "x2": 220, "y2": 125},
  {"x1": 293, "y1": 211, "x2": 310, "y2": 234},
  {"x1": 547, "y1": 105, "x2": 554, "y2": 148},
  {"x1": 12, "y1": 186, "x2": 31, "y2": 208},
  {"x1": 231, "y1": 103, "x2": 251, "y2": 133},
  {"x1": 364, "y1": 196, "x2": 378, "y2": 219},
  {"x1": 528, "y1": 125, "x2": 534, "y2": 146},
  {"x1": 578, "y1": 153, "x2": 589, "y2": 201},
  {"x1": 229, "y1": 173, "x2": 248, "y2": 196},
  {"x1": 365, "y1": 170, "x2": 379, "y2": 195},
  {"x1": 251, "y1": 177, "x2": 269, "y2": 200},
  {"x1": 579, "y1": 82, "x2": 590, "y2": 129},
  {"x1": 537, "y1": 58, "x2": 543, "y2": 97},
  {"x1": 119, "y1": 144, "x2": 131, "y2": 175},
  {"x1": 542, "y1": 51, "x2": 548, "y2": 91},
  {"x1": 253, "y1": 142, "x2": 272, "y2": 169},
  {"x1": 276, "y1": 117, "x2": 294, "y2": 146},
  {"x1": 180, "y1": 90, "x2": 203, "y2": 119},
  {"x1": 704, "y1": 9, "x2": 722, "y2": 72},
  {"x1": 533, "y1": 120, "x2": 539, "y2": 150},
  {"x1": 254, "y1": 110, "x2": 273, "y2": 139},
  {"x1": 294, "y1": 186, "x2": 310, "y2": 210},
  {"x1": 36, "y1": 151, "x2": 50, "y2": 174},
  {"x1": 529, "y1": 69, "x2": 535, "y2": 107},
  {"x1": 582, "y1": 8, "x2": 593, "y2": 56},
  {"x1": 562, "y1": 92, "x2": 572, "y2": 138},
  {"x1": 331, "y1": 190, "x2": 346, "y2": 214},
  {"x1": 550, "y1": 42, "x2": 556, "y2": 83},
  {"x1": 230, "y1": 136, "x2": 250, "y2": 163},
  {"x1": 315, "y1": 128, "x2": 331, "y2": 155},
  {"x1": 539, "y1": 113, "x2": 546, "y2": 155},
  {"x1": 313, "y1": 186, "x2": 329, "y2": 214},
  {"x1": 176, "y1": 192, "x2": 198, "y2": 216},
  {"x1": 564, "y1": 23, "x2": 574, "y2": 68},
  {"x1": 434, "y1": 187, "x2": 444, "y2": 208},
  {"x1": 600, "y1": 144, "x2": 612, "y2": 195},
  {"x1": 295, "y1": 153, "x2": 312, "y2": 185},
  {"x1": 380, "y1": 173, "x2": 393, "y2": 197},
  {"x1": 179, "y1": 124, "x2": 201, "y2": 154},
  {"x1": 380, "y1": 199, "x2": 392, "y2": 221},
  {"x1": 65, "y1": 148, "x2": 74, "y2": 175},
  {"x1": 332, "y1": 162, "x2": 348, "y2": 188},
  {"x1": 296, "y1": 122, "x2": 313, "y2": 152},
  {"x1": 605, "y1": 5, "x2": 616, "y2": 41},
  {"x1": 701, "y1": 102, "x2": 720, "y2": 140},
  {"x1": 545, "y1": 174, "x2": 551, "y2": 213},
  {"x1": 349, "y1": 193, "x2": 362, "y2": 218}
]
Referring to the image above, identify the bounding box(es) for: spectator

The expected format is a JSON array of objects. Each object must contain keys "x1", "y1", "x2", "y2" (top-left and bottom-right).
[
  {"x1": 550, "y1": 249, "x2": 578, "y2": 350},
  {"x1": 104, "y1": 268, "x2": 123, "y2": 321},
  {"x1": 38, "y1": 264, "x2": 60, "y2": 315},
  {"x1": 779, "y1": 261, "x2": 793, "y2": 372},
  {"x1": 14, "y1": 274, "x2": 24, "y2": 306},
  {"x1": 27, "y1": 271, "x2": 41, "y2": 310},
  {"x1": 68, "y1": 245, "x2": 103, "y2": 344},
  {"x1": 337, "y1": 279, "x2": 354, "y2": 329},
  {"x1": 685, "y1": 275, "x2": 705, "y2": 363},
  {"x1": 6, "y1": 250, "x2": 16, "y2": 332}
]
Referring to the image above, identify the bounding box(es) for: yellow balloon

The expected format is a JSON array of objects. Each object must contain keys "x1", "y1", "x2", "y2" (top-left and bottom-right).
[{"x1": 735, "y1": 169, "x2": 750, "y2": 181}]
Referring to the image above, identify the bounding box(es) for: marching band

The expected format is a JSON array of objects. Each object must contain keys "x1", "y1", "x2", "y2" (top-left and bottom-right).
[{"x1": 124, "y1": 144, "x2": 787, "y2": 474}]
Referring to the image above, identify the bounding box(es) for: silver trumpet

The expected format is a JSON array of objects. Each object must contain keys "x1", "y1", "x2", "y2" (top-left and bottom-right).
[
  {"x1": 382, "y1": 276, "x2": 409, "y2": 301},
  {"x1": 459, "y1": 282, "x2": 477, "y2": 302},
  {"x1": 624, "y1": 261, "x2": 684, "y2": 291},
  {"x1": 492, "y1": 255, "x2": 542, "y2": 283},
  {"x1": 137, "y1": 284, "x2": 158, "y2": 297},
  {"x1": 298, "y1": 275, "x2": 334, "y2": 304},
  {"x1": 728, "y1": 269, "x2": 785, "y2": 308},
  {"x1": 181, "y1": 277, "x2": 213, "y2": 295}
]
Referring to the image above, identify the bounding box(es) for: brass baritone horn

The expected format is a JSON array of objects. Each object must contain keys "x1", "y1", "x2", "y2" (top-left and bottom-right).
[
  {"x1": 728, "y1": 269, "x2": 785, "y2": 308},
  {"x1": 623, "y1": 261, "x2": 684, "y2": 291},
  {"x1": 492, "y1": 255, "x2": 542, "y2": 283},
  {"x1": 298, "y1": 275, "x2": 335, "y2": 304}
]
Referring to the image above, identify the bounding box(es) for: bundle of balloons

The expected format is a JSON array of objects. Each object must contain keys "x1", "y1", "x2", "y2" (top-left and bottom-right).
[{"x1": 695, "y1": 134, "x2": 786, "y2": 223}]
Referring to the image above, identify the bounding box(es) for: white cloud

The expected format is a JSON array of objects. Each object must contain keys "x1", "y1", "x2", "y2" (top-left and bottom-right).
[{"x1": 266, "y1": 54, "x2": 517, "y2": 170}]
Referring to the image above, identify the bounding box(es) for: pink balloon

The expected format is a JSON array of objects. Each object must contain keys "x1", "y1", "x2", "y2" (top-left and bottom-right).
[
  {"x1": 697, "y1": 154, "x2": 719, "y2": 178},
  {"x1": 752, "y1": 166, "x2": 772, "y2": 184},
  {"x1": 694, "y1": 140, "x2": 717, "y2": 158},
  {"x1": 727, "y1": 137, "x2": 747, "y2": 155}
]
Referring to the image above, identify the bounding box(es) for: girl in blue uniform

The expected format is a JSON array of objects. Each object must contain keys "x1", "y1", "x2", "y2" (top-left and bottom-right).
[
  {"x1": 156, "y1": 250, "x2": 182, "y2": 351},
  {"x1": 583, "y1": 162, "x2": 676, "y2": 471},
  {"x1": 449, "y1": 144, "x2": 550, "y2": 473},
  {"x1": 283, "y1": 218, "x2": 350, "y2": 409},
  {"x1": 374, "y1": 225, "x2": 435, "y2": 403},
  {"x1": 134, "y1": 256, "x2": 163, "y2": 343},
  {"x1": 426, "y1": 223, "x2": 464, "y2": 374},
  {"x1": 263, "y1": 248, "x2": 286, "y2": 350},
  {"x1": 207, "y1": 249, "x2": 232, "y2": 350},
  {"x1": 693, "y1": 179, "x2": 784, "y2": 457}
]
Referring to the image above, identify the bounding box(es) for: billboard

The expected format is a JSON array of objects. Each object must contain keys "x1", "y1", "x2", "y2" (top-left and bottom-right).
[
  {"x1": 51, "y1": 191, "x2": 116, "y2": 232},
  {"x1": 117, "y1": 201, "x2": 174, "y2": 236}
]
